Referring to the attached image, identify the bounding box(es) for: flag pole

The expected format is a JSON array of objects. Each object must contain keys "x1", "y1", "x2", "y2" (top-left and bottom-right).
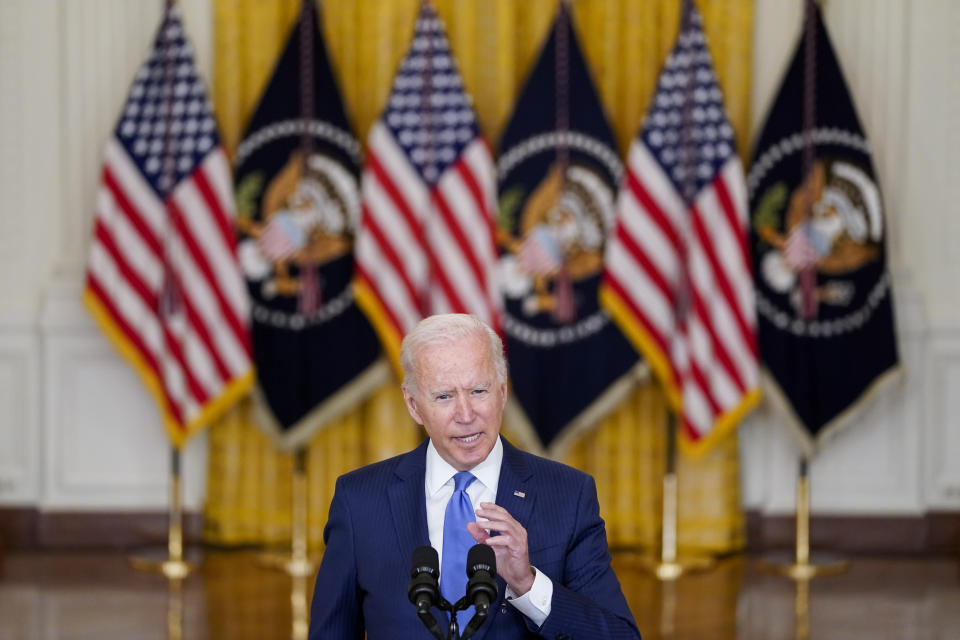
[
  {"x1": 258, "y1": 447, "x2": 318, "y2": 577},
  {"x1": 129, "y1": 447, "x2": 197, "y2": 579},
  {"x1": 128, "y1": 0, "x2": 196, "y2": 582},
  {"x1": 165, "y1": 447, "x2": 190, "y2": 578},
  {"x1": 639, "y1": 408, "x2": 712, "y2": 581},
  {"x1": 126, "y1": 447, "x2": 195, "y2": 640},
  {"x1": 256, "y1": 0, "x2": 318, "y2": 581},
  {"x1": 755, "y1": 459, "x2": 846, "y2": 640},
  {"x1": 756, "y1": 457, "x2": 848, "y2": 580},
  {"x1": 756, "y1": 0, "x2": 849, "y2": 587},
  {"x1": 638, "y1": 0, "x2": 713, "y2": 582}
]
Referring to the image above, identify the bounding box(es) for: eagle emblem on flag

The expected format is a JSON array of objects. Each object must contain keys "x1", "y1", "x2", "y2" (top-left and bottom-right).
[
  {"x1": 499, "y1": 160, "x2": 616, "y2": 324},
  {"x1": 753, "y1": 157, "x2": 883, "y2": 321},
  {"x1": 237, "y1": 147, "x2": 360, "y2": 314}
]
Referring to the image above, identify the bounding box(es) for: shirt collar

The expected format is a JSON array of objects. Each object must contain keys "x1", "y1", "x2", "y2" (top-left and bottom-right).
[{"x1": 425, "y1": 435, "x2": 503, "y2": 497}]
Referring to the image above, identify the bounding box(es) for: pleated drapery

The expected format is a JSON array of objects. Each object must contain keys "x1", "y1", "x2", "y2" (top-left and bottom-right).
[{"x1": 204, "y1": 0, "x2": 753, "y2": 555}]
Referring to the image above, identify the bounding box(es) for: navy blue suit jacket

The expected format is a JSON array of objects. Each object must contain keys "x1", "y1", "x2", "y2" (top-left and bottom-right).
[{"x1": 308, "y1": 437, "x2": 640, "y2": 639}]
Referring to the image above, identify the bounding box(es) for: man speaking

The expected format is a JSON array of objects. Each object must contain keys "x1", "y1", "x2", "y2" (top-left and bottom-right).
[{"x1": 308, "y1": 314, "x2": 640, "y2": 639}]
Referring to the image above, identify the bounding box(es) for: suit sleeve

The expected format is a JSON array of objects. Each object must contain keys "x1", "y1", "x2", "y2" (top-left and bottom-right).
[
  {"x1": 308, "y1": 477, "x2": 364, "y2": 640},
  {"x1": 535, "y1": 475, "x2": 641, "y2": 640}
]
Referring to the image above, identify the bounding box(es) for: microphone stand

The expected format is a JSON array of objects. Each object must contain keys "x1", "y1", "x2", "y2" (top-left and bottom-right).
[
  {"x1": 446, "y1": 603, "x2": 460, "y2": 640},
  {"x1": 413, "y1": 594, "x2": 447, "y2": 640},
  {"x1": 457, "y1": 596, "x2": 490, "y2": 640},
  {"x1": 418, "y1": 594, "x2": 489, "y2": 640}
]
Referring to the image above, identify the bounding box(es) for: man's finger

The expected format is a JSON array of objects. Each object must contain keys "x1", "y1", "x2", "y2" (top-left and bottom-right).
[
  {"x1": 475, "y1": 509, "x2": 519, "y2": 530},
  {"x1": 482, "y1": 535, "x2": 516, "y2": 548},
  {"x1": 476, "y1": 503, "x2": 515, "y2": 520},
  {"x1": 474, "y1": 515, "x2": 515, "y2": 532},
  {"x1": 466, "y1": 521, "x2": 490, "y2": 543}
]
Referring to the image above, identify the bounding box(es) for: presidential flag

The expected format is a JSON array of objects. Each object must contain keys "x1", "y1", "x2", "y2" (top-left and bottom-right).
[
  {"x1": 353, "y1": 2, "x2": 501, "y2": 367},
  {"x1": 83, "y1": 2, "x2": 253, "y2": 448},
  {"x1": 234, "y1": 1, "x2": 386, "y2": 449},
  {"x1": 600, "y1": 2, "x2": 760, "y2": 456},
  {"x1": 497, "y1": 5, "x2": 642, "y2": 456},
  {"x1": 747, "y1": 1, "x2": 899, "y2": 451}
]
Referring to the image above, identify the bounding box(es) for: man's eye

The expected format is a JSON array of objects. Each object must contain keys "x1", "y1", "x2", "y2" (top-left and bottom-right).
[
  {"x1": 472, "y1": 389, "x2": 488, "y2": 396},
  {"x1": 436, "y1": 394, "x2": 450, "y2": 401}
]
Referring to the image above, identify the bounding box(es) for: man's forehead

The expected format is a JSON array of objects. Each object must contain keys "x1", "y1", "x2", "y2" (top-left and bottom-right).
[
  {"x1": 419, "y1": 361, "x2": 496, "y2": 387},
  {"x1": 414, "y1": 338, "x2": 497, "y2": 387},
  {"x1": 415, "y1": 335, "x2": 489, "y2": 364}
]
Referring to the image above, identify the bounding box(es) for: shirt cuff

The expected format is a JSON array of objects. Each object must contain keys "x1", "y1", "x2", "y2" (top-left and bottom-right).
[{"x1": 505, "y1": 566, "x2": 553, "y2": 627}]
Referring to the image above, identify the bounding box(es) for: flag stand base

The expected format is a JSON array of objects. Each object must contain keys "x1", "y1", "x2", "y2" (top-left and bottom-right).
[
  {"x1": 257, "y1": 553, "x2": 317, "y2": 578},
  {"x1": 128, "y1": 553, "x2": 197, "y2": 581},
  {"x1": 257, "y1": 448, "x2": 319, "y2": 578},
  {"x1": 639, "y1": 411, "x2": 714, "y2": 581},
  {"x1": 637, "y1": 555, "x2": 714, "y2": 581},
  {"x1": 127, "y1": 448, "x2": 197, "y2": 639},
  {"x1": 754, "y1": 550, "x2": 848, "y2": 580},
  {"x1": 129, "y1": 448, "x2": 199, "y2": 580},
  {"x1": 638, "y1": 471, "x2": 715, "y2": 581},
  {"x1": 754, "y1": 458, "x2": 849, "y2": 581}
]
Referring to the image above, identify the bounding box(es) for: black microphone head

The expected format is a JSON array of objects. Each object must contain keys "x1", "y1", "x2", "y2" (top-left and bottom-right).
[
  {"x1": 465, "y1": 544, "x2": 498, "y2": 634},
  {"x1": 466, "y1": 544, "x2": 496, "y2": 578},
  {"x1": 408, "y1": 546, "x2": 441, "y2": 613},
  {"x1": 411, "y1": 545, "x2": 439, "y2": 578}
]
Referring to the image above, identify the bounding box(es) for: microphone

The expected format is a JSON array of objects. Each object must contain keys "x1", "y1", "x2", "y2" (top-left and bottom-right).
[
  {"x1": 407, "y1": 546, "x2": 445, "y2": 640},
  {"x1": 408, "y1": 545, "x2": 440, "y2": 612},
  {"x1": 461, "y1": 544, "x2": 498, "y2": 640}
]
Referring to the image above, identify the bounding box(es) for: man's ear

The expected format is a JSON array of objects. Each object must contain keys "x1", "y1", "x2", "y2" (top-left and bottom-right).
[{"x1": 402, "y1": 385, "x2": 424, "y2": 425}]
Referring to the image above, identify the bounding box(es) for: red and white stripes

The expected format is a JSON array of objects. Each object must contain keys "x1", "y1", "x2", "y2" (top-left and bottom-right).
[
  {"x1": 85, "y1": 139, "x2": 252, "y2": 441},
  {"x1": 354, "y1": 122, "x2": 500, "y2": 348},
  {"x1": 603, "y1": 143, "x2": 758, "y2": 444}
]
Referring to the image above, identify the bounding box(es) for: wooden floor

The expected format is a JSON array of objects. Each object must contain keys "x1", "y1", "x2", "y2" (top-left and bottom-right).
[{"x1": 1, "y1": 549, "x2": 958, "y2": 639}]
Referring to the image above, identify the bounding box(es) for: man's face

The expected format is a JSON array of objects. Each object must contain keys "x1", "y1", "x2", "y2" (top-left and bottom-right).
[{"x1": 403, "y1": 333, "x2": 507, "y2": 471}]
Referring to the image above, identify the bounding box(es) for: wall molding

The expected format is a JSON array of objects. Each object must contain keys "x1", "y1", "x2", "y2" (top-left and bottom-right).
[
  {"x1": 745, "y1": 511, "x2": 960, "y2": 556},
  {"x1": 3, "y1": 507, "x2": 957, "y2": 555},
  {"x1": 0, "y1": 508, "x2": 203, "y2": 551},
  {"x1": 35, "y1": 276, "x2": 208, "y2": 511},
  {"x1": 0, "y1": 319, "x2": 40, "y2": 505},
  {"x1": 924, "y1": 330, "x2": 960, "y2": 510}
]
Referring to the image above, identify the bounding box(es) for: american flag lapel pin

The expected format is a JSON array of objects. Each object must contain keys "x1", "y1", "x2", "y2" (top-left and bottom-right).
[{"x1": 513, "y1": 490, "x2": 526, "y2": 499}]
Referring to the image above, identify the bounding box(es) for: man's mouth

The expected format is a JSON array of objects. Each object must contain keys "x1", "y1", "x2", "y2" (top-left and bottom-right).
[{"x1": 455, "y1": 433, "x2": 481, "y2": 443}]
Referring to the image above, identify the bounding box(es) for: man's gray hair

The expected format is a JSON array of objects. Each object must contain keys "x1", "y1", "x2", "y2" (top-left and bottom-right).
[{"x1": 400, "y1": 314, "x2": 507, "y2": 394}]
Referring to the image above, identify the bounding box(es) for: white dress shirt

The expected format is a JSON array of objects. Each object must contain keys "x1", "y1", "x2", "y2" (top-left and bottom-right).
[{"x1": 425, "y1": 436, "x2": 553, "y2": 626}]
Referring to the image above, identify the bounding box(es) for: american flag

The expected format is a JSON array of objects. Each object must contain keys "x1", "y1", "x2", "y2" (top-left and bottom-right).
[
  {"x1": 353, "y1": 2, "x2": 500, "y2": 363},
  {"x1": 83, "y1": 3, "x2": 253, "y2": 447},
  {"x1": 600, "y1": 3, "x2": 759, "y2": 452}
]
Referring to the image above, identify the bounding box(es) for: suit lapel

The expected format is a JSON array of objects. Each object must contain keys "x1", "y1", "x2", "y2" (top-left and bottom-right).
[
  {"x1": 476, "y1": 438, "x2": 536, "y2": 640},
  {"x1": 495, "y1": 438, "x2": 536, "y2": 532},
  {"x1": 388, "y1": 440, "x2": 431, "y2": 560}
]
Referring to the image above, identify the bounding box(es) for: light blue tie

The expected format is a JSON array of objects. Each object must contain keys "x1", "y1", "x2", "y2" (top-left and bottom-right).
[{"x1": 441, "y1": 471, "x2": 477, "y2": 631}]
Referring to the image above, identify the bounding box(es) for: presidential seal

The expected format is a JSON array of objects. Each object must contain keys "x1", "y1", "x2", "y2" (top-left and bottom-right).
[{"x1": 237, "y1": 147, "x2": 359, "y2": 316}]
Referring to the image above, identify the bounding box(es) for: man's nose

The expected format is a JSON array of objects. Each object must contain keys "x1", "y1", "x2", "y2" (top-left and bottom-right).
[{"x1": 454, "y1": 394, "x2": 475, "y2": 422}]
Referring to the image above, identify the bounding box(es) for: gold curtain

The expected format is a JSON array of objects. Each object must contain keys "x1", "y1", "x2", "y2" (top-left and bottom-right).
[{"x1": 204, "y1": 0, "x2": 752, "y2": 555}]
